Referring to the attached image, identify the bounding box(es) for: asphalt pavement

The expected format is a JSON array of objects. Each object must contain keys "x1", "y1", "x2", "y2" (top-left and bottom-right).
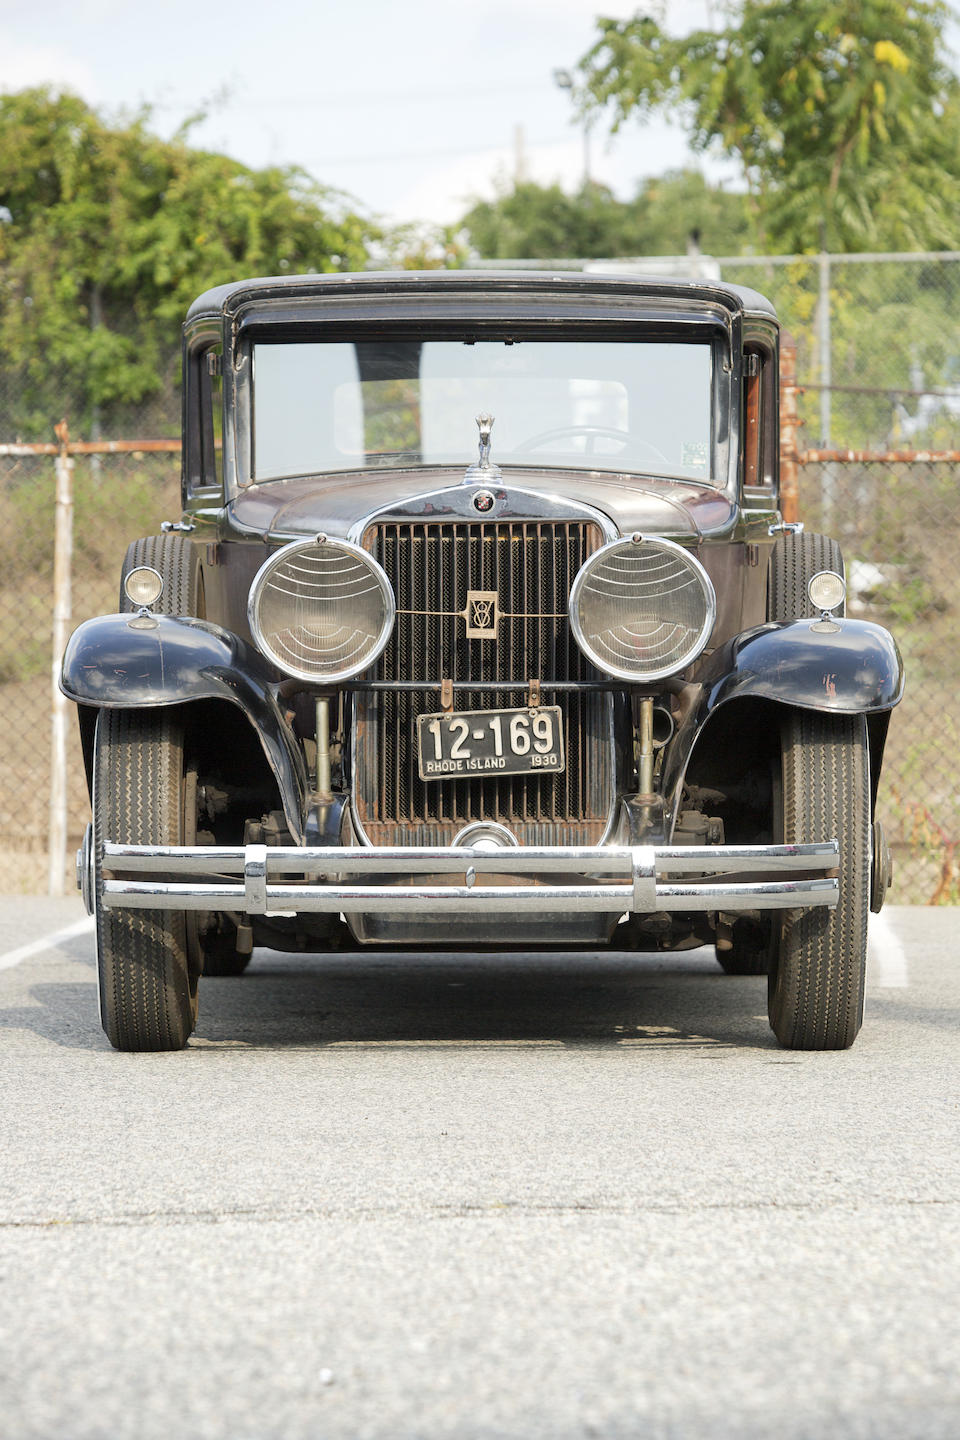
[{"x1": 0, "y1": 899, "x2": 957, "y2": 1439}]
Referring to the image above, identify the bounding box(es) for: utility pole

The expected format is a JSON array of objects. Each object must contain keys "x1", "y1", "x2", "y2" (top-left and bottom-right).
[
  {"x1": 48, "y1": 422, "x2": 74, "y2": 896},
  {"x1": 552, "y1": 69, "x2": 590, "y2": 187},
  {"x1": 513, "y1": 124, "x2": 527, "y2": 187}
]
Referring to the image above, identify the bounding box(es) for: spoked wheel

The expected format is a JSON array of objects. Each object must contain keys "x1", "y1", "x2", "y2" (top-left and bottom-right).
[
  {"x1": 94, "y1": 709, "x2": 198, "y2": 1051},
  {"x1": 768, "y1": 710, "x2": 870, "y2": 1050}
]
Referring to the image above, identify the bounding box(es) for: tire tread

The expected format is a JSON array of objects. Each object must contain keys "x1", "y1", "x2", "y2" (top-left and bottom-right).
[
  {"x1": 768, "y1": 533, "x2": 845, "y2": 621},
  {"x1": 95, "y1": 710, "x2": 195, "y2": 1051},
  {"x1": 119, "y1": 534, "x2": 201, "y2": 615},
  {"x1": 771, "y1": 711, "x2": 869, "y2": 1049}
]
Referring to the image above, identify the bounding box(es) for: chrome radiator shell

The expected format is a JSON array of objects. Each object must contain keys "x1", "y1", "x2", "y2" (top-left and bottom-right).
[{"x1": 353, "y1": 518, "x2": 615, "y2": 848}]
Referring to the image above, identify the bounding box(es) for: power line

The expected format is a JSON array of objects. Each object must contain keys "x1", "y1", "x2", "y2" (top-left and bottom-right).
[
  {"x1": 154, "y1": 80, "x2": 556, "y2": 112},
  {"x1": 299, "y1": 136, "x2": 573, "y2": 168}
]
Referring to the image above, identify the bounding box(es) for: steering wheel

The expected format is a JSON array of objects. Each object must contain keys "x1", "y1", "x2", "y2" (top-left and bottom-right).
[{"x1": 514, "y1": 425, "x2": 668, "y2": 465}]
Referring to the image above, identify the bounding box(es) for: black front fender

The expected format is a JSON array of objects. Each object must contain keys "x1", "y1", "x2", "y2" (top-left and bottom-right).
[
  {"x1": 61, "y1": 613, "x2": 308, "y2": 841},
  {"x1": 661, "y1": 617, "x2": 904, "y2": 835},
  {"x1": 700, "y1": 617, "x2": 904, "y2": 714}
]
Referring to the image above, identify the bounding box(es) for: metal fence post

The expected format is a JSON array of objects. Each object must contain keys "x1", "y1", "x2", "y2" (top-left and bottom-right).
[
  {"x1": 817, "y1": 251, "x2": 833, "y2": 528},
  {"x1": 779, "y1": 332, "x2": 800, "y2": 523},
  {"x1": 48, "y1": 420, "x2": 74, "y2": 897}
]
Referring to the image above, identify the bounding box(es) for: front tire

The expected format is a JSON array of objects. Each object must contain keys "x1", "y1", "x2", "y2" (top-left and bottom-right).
[
  {"x1": 94, "y1": 710, "x2": 198, "y2": 1051},
  {"x1": 118, "y1": 542, "x2": 248, "y2": 976},
  {"x1": 768, "y1": 711, "x2": 870, "y2": 1050}
]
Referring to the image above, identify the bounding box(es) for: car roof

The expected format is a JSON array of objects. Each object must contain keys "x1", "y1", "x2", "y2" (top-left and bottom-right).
[{"x1": 185, "y1": 269, "x2": 778, "y2": 326}]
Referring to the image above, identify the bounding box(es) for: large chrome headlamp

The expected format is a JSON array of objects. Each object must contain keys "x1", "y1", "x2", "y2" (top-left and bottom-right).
[
  {"x1": 569, "y1": 535, "x2": 716, "y2": 682},
  {"x1": 248, "y1": 535, "x2": 395, "y2": 683}
]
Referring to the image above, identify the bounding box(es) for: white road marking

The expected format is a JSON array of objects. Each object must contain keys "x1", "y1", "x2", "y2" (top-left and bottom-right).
[
  {"x1": 0, "y1": 917, "x2": 95, "y2": 973},
  {"x1": 867, "y1": 909, "x2": 909, "y2": 988},
  {"x1": 0, "y1": 913, "x2": 913, "y2": 992}
]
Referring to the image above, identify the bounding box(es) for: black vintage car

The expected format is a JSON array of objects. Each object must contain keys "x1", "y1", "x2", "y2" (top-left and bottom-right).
[{"x1": 62, "y1": 271, "x2": 903, "y2": 1052}]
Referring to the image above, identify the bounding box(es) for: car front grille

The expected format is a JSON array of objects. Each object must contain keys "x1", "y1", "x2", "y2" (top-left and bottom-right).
[{"x1": 353, "y1": 518, "x2": 615, "y2": 847}]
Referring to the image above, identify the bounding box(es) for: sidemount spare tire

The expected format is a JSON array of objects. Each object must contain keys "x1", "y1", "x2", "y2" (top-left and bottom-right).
[
  {"x1": 119, "y1": 532, "x2": 204, "y2": 617},
  {"x1": 768, "y1": 531, "x2": 845, "y2": 621}
]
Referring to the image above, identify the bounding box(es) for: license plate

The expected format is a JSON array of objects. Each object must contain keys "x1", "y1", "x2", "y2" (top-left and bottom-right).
[{"x1": 417, "y1": 706, "x2": 565, "y2": 780}]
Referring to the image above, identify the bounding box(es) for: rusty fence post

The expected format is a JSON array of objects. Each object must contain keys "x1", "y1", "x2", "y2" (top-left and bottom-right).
[
  {"x1": 779, "y1": 331, "x2": 800, "y2": 524},
  {"x1": 48, "y1": 420, "x2": 74, "y2": 897}
]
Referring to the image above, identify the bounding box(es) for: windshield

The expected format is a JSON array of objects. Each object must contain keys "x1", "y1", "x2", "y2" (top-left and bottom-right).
[{"x1": 251, "y1": 337, "x2": 715, "y2": 484}]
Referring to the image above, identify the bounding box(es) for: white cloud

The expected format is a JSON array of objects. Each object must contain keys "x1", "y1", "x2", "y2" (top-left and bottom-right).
[
  {"x1": 387, "y1": 121, "x2": 717, "y2": 229},
  {"x1": 392, "y1": 147, "x2": 523, "y2": 228},
  {"x1": 0, "y1": 34, "x2": 97, "y2": 96},
  {"x1": 478, "y1": 0, "x2": 714, "y2": 21},
  {"x1": 391, "y1": 138, "x2": 612, "y2": 229},
  {"x1": 0, "y1": 0, "x2": 736, "y2": 228}
]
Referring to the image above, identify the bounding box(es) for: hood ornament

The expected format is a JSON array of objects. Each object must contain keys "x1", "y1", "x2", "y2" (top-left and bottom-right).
[{"x1": 463, "y1": 413, "x2": 502, "y2": 485}]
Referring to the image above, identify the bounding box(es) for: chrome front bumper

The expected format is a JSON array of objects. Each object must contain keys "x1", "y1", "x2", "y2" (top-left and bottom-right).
[{"x1": 89, "y1": 841, "x2": 840, "y2": 916}]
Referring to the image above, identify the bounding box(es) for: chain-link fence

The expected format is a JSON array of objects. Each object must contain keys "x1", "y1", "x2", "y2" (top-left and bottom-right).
[
  {"x1": 720, "y1": 251, "x2": 960, "y2": 453},
  {"x1": 0, "y1": 447, "x2": 58, "y2": 887},
  {"x1": 1, "y1": 252, "x2": 958, "y2": 900},
  {"x1": 0, "y1": 358, "x2": 181, "y2": 448},
  {"x1": 729, "y1": 252, "x2": 960, "y2": 903},
  {"x1": 792, "y1": 456, "x2": 958, "y2": 903},
  {"x1": 0, "y1": 442, "x2": 179, "y2": 891}
]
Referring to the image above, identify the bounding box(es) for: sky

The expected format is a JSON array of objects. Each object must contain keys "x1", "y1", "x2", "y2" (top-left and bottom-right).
[{"x1": 0, "y1": 0, "x2": 738, "y2": 229}]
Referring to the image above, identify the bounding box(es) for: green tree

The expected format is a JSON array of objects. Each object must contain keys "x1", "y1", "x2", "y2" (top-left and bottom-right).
[
  {"x1": 460, "y1": 171, "x2": 756, "y2": 259},
  {"x1": 462, "y1": 180, "x2": 632, "y2": 258},
  {"x1": 372, "y1": 220, "x2": 469, "y2": 270},
  {"x1": 578, "y1": 1, "x2": 960, "y2": 253},
  {"x1": 628, "y1": 169, "x2": 759, "y2": 255},
  {"x1": 0, "y1": 89, "x2": 375, "y2": 437}
]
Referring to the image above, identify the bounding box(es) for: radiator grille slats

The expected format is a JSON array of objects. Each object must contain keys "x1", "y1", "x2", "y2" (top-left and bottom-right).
[{"x1": 355, "y1": 519, "x2": 614, "y2": 847}]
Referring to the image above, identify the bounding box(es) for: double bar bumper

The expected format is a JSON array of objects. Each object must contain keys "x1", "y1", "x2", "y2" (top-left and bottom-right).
[{"x1": 93, "y1": 841, "x2": 840, "y2": 916}]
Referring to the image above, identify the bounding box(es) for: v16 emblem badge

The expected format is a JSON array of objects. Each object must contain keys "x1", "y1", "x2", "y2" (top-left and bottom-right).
[{"x1": 464, "y1": 590, "x2": 499, "y2": 639}]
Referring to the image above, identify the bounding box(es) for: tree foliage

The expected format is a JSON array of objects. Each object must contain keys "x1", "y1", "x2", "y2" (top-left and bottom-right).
[
  {"x1": 371, "y1": 220, "x2": 470, "y2": 270},
  {"x1": 578, "y1": 1, "x2": 960, "y2": 252},
  {"x1": 460, "y1": 170, "x2": 757, "y2": 260},
  {"x1": 0, "y1": 89, "x2": 375, "y2": 437}
]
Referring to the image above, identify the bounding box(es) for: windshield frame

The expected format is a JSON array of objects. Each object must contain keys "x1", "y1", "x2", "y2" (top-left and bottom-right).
[{"x1": 230, "y1": 314, "x2": 735, "y2": 496}]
